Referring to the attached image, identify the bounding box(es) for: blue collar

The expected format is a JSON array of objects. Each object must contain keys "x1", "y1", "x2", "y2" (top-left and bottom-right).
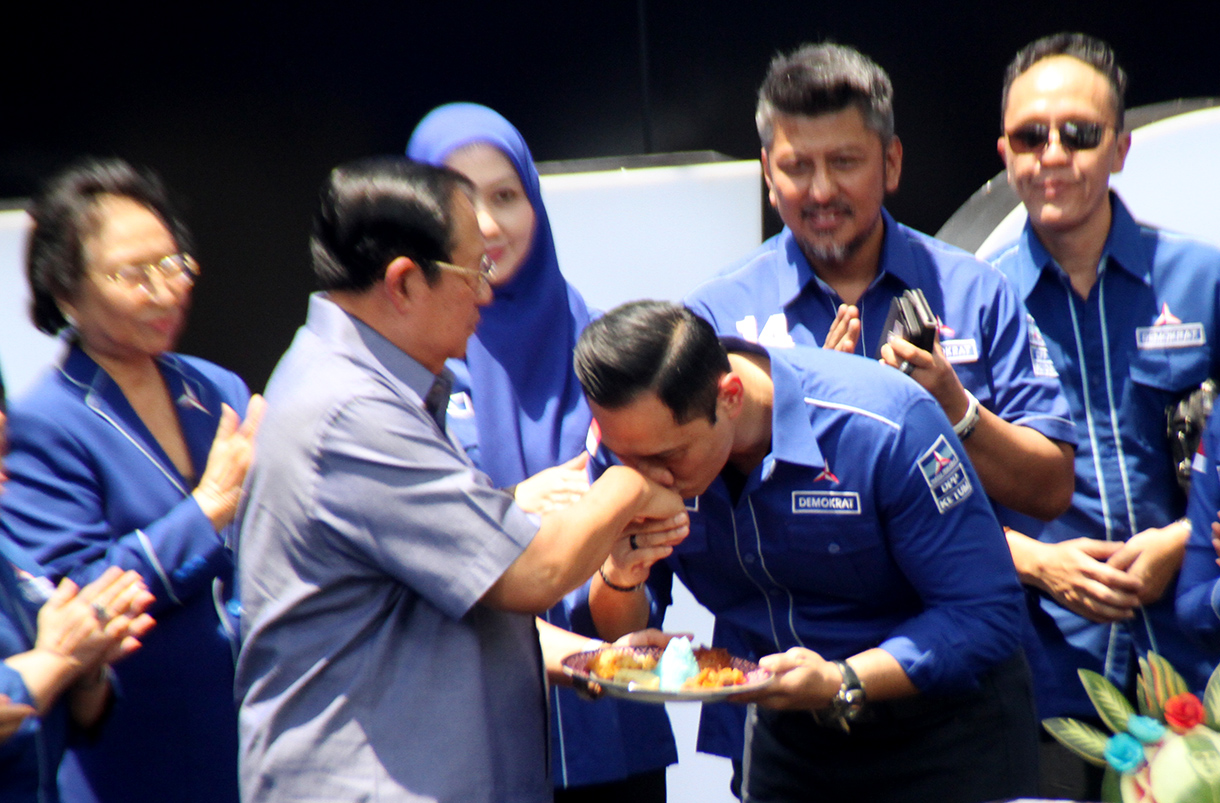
[
  {"x1": 58, "y1": 344, "x2": 219, "y2": 487},
  {"x1": 722, "y1": 338, "x2": 825, "y2": 478},
  {"x1": 1012, "y1": 192, "x2": 1149, "y2": 300},
  {"x1": 781, "y1": 208, "x2": 921, "y2": 305}
]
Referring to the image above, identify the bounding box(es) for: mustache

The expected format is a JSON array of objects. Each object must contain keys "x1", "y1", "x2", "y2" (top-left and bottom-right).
[{"x1": 799, "y1": 202, "x2": 853, "y2": 218}]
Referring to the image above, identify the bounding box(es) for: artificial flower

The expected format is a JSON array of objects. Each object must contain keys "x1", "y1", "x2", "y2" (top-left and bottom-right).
[
  {"x1": 1163, "y1": 692, "x2": 1205, "y2": 734},
  {"x1": 1126, "y1": 714, "x2": 1166, "y2": 744},
  {"x1": 1104, "y1": 732, "x2": 1145, "y2": 774}
]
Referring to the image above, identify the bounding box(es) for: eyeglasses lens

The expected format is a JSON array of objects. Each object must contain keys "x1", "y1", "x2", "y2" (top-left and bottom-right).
[
  {"x1": 110, "y1": 253, "x2": 198, "y2": 291},
  {"x1": 1008, "y1": 122, "x2": 1106, "y2": 154}
]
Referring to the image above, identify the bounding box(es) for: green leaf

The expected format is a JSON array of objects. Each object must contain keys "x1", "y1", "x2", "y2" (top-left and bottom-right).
[
  {"x1": 1143, "y1": 652, "x2": 1190, "y2": 717},
  {"x1": 1137, "y1": 655, "x2": 1153, "y2": 717},
  {"x1": 1042, "y1": 717, "x2": 1111, "y2": 767},
  {"x1": 1205, "y1": 662, "x2": 1220, "y2": 729},
  {"x1": 1079, "y1": 668, "x2": 1133, "y2": 734}
]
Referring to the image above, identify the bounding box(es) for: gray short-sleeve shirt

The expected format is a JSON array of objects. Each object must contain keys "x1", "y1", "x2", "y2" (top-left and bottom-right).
[{"x1": 235, "y1": 295, "x2": 548, "y2": 802}]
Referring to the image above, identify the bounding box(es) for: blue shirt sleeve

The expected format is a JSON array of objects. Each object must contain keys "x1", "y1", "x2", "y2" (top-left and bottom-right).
[
  {"x1": 875, "y1": 395, "x2": 1027, "y2": 693},
  {"x1": 1, "y1": 408, "x2": 231, "y2": 615},
  {"x1": 977, "y1": 274, "x2": 1077, "y2": 446},
  {"x1": 1177, "y1": 414, "x2": 1220, "y2": 645}
]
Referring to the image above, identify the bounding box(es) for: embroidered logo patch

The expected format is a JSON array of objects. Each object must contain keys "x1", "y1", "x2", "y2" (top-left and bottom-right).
[
  {"x1": 791, "y1": 491, "x2": 861, "y2": 515},
  {"x1": 941, "y1": 338, "x2": 979, "y2": 364},
  {"x1": 1026, "y1": 314, "x2": 1059, "y2": 378},
  {"x1": 177, "y1": 383, "x2": 209, "y2": 413},
  {"x1": 917, "y1": 435, "x2": 973, "y2": 513},
  {"x1": 813, "y1": 465, "x2": 839, "y2": 484},
  {"x1": 584, "y1": 418, "x2": 601, "y2": 454},
  {"x1": 1136, "y1": 323, "x2": 1206, "y2": 350},
  {"x1": 1153, "y1": 302, "x2": 1182, "y2": 326}
]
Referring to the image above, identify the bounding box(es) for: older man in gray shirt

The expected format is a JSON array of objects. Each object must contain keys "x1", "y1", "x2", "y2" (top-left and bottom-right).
[{"x1": 234, "y1": 158, "x2": 686, "y2": 803}]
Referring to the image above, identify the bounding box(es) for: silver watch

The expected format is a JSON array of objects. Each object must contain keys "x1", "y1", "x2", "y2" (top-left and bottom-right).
[{"x1": 826, "y1": 659, "x2": 867, "y2": 732}]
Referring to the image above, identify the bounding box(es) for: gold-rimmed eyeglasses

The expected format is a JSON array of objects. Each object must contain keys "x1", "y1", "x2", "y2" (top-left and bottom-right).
[
  {"x1": 432, "y1": 254, "x2": 497, "y2": 288},
  {"x1": 100, "y1": 253, "x2": 199, "y2": 295}
]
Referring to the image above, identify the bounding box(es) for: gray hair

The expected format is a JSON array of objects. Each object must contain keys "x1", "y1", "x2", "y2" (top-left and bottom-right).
[{"x1": 755, "y1": 43, "x2": 894, "y2": 148}]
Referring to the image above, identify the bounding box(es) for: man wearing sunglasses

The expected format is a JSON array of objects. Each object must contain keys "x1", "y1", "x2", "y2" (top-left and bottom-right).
[{"x1": 990, "y1": 33, "x2": 1220, "y2": 799}]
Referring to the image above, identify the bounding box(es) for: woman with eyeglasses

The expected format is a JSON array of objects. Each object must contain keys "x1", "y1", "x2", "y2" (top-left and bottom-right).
[
  {"x1": 0, "y1": 158, "x2": 263, "y2": 803},
  {"x1": 408, "y1": 104, "x2": 679, "y2": 802}
]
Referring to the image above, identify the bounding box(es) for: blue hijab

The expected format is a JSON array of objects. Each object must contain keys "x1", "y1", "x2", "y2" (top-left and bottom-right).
[{"x1": 407, "y1": 103, "x2": 595, "y2": 487}]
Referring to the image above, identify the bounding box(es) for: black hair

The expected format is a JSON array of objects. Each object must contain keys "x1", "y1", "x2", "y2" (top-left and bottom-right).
[
  {"x1": 574, "y1": 301, "x2": 731, "y2": 425},
  {"x1": 1002, "y1": 33, "x2": 1127, "y2": 131},
  {"x1": 310, "y1": 156, "x2": 472, "y2": 291},
  {"x1": 25, "y1": 157, "x2": 191, "y2": 335},
  {"x1": 756, "y1": 42, "x2": 894, "y2": 147}
]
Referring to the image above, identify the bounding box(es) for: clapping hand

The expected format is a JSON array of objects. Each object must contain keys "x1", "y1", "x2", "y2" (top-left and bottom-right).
[
  {"x1": 35, "y1": 567, "x2": 155, "y2": 672},
  {"x1": 193, "y1": 395, "x2": 266, "y2": 530}
]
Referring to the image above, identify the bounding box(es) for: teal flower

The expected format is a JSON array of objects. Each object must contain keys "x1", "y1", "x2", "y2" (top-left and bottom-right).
[
  {"x1": 1104, "y1": 732, "x2": 1145, "y2": 774},
  {"x1": 1126, "y1": 715, "x2": 1166, "y2": 745}
]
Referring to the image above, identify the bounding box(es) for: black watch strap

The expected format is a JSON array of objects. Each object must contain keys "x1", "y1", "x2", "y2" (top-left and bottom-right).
[{"x1": 828, "y1": 660, "x2": 867, "y2": 732}]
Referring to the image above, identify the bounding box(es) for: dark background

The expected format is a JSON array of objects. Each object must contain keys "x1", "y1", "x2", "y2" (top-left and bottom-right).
[{"x1": 3, "y1": 1, "x2": 1216, "y2": 390}]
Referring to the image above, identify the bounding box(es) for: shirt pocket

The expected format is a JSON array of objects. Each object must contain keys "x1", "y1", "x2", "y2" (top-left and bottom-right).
[
  {"x1": 781, "y1": 519, "x2": 883, "y2": 601},
  {"x1": 1128, "y1": 346, "x2": 1209, "y2": 393},
  {"x1": 1127, "y1": 347, "x2": 1210, "y2": 452}
]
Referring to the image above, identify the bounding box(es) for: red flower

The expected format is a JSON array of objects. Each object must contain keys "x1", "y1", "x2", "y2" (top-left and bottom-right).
[{"x1": 1164, "y1": 692, "x2": 1205, "y2": 733}]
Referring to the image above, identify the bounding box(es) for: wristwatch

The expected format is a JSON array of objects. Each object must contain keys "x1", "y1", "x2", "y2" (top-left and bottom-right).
[{"x1": 825, "y1": 660, "x2": 867, "y2": 732}]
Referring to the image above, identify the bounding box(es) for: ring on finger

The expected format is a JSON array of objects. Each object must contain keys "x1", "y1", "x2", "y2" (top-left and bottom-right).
[
  {"x1": 898, "y1": 360, "x2": 915, "y2": 375},
  {"x1": 92, "y1": 602, "x2": 111, "y2": 624},
  {"x1": 630, "y1": 534, "x2": 639, "y2": 550}
]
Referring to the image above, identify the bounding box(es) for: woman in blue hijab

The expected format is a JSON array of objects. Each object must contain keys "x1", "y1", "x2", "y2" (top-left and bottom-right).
[{"x1": 408, "y1": 103, "x2": 677, "y2": 802}]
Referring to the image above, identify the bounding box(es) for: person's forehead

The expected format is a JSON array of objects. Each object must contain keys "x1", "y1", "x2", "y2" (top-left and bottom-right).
[
  {"x1": 85, "y1": 195, "x2": 175, "y2": 265},
  {"x1": 592, "y1": 394, "x2": 688, "y2": 450},
  {"x1": 770, "y1": 106, "x2": 880, "y2": 150},
  {"x1": 1006, "y1": 55, "x2": 1116, "y2": 121},
  {"x1": 446, "y1": 142, "x2": 520, "y2": 187}
]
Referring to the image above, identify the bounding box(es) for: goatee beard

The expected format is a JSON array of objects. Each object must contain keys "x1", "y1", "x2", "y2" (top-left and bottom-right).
[{"x1": 799, "y1": 228, "x2": 871, "y2": 267}]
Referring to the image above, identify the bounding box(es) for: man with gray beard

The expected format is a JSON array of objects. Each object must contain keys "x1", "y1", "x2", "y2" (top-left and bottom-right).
[{"x1": 684, "y1": 42, "x2": 1076, "y2": 784}]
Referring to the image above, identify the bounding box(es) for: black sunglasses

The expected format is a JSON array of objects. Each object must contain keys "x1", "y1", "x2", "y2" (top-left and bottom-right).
[{"x1": 1005, "y1": 121, "x2": 1108, "y2": 154}]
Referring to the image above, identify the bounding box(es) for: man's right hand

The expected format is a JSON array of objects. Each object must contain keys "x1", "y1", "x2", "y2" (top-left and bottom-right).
[
  {"x1": 600, "y1": 512, "x2": 689, "y2": 589},
  {"x1": 823, "y1": 304, "x2": 861, "y2": 353},
  {"x1": 1008, "y1": 530, "x2": 1143, "y2": 623}
]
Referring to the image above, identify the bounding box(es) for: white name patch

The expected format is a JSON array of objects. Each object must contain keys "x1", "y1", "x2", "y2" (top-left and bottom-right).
[
  {"x1": 791, "y1": 490, "x2": 862, "y2": 515},
  {"x1": 917, "y1": 435, "x2": 974, "y2": 513},
  {"x1": 1136, "y1": 323, "x2": 1206, "y2": 350},
  {"x1": 941, "y1": 338, "x2": 979, "y2": 364}
]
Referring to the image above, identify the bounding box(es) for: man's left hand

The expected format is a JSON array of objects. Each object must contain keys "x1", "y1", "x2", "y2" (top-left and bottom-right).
[
  {"x1": 514, "y1": 452, "x2": 591, "y2": 514},
  {"x1": 1106, "y1": 520, "x2": 1191, "y2": 605},
  {"x1": 879, "y1": 334, "x2": 971, "y2": 423},
  {"x1": 730, "y1": 647, "x2": 840, "y2": 710}
]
